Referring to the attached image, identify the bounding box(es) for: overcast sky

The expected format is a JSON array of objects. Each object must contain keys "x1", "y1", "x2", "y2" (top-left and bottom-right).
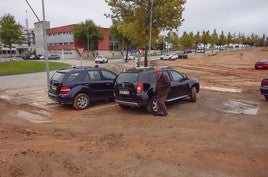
[{"x1": 1, "y1": 0, "x2": 267, "y2": 36}]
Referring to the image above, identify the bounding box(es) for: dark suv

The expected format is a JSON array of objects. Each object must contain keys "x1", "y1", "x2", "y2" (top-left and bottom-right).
[
  {"x1": 48, "y1": 66, "x2": 117, "y2": 110},
  {"x1": 114, "y1": 67, "x2": 199, "y2": 114}
]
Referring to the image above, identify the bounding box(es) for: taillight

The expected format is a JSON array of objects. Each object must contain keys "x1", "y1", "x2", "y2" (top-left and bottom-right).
[
  {"x1": 261, "y1": 81, "x2": 268, "y2": 86},
  {"x1": 137, "y1": 83, "x2": 143, "y2": 93},
  {"x1": 60, "y1": 86, "x2": 71, "y2": 94}
]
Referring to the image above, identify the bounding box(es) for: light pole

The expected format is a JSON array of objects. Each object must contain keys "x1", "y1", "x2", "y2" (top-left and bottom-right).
[
  {"x1": 86, "y1": 27, "x2": 89, "y2": 58},
  {"x1": 148, "y1": 0, "x2": 153, "y2": 67},
  {"x1": 42, "y1": 0, "x2": 50, "y2": 90}
]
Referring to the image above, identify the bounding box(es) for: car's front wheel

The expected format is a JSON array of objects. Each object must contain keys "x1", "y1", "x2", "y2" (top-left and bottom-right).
[
  {"x1": 73, "y1": 93, "x2": 91, "y2": 110},
  {"x1": 146, "y1": 96, "x2": 158, "y2": 114},
  {"x1": 189, "y1": 87, "x2": 197, "y2": 102}
]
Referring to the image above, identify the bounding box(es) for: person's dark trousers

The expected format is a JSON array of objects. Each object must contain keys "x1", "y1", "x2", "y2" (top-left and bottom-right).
[{"x1": 157, "y1": 94, "x2": 167, "y2": 114}]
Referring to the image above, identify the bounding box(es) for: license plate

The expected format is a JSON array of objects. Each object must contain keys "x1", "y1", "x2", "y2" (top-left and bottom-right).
[
  {"x1": 51, "y1": 85, "x2": 57, "y2": 91},
  {"x1": 119, "y1": 90, "x2": 129, "y2": 95}
]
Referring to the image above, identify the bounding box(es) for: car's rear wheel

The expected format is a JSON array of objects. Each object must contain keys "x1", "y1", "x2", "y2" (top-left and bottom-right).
[
  {"x1": 189, "y1": 87, "x2": 197, "y2": 102},
  {"x1": 73, "y1": 93, "x2": 91, "y2": 110},
  {"x1": 146, "y1": 97, "x2": 158, "y2": 114}
]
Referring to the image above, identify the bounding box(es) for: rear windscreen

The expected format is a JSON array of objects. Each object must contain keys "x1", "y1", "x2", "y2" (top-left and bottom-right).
[
  {"x1": 116, "y1": 72, "x2": 138, "y2": 83},
  {"x1": 51, "y1": 72, "x2": 65, "y2": 83}
]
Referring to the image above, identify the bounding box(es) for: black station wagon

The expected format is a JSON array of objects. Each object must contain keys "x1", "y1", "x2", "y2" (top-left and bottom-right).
[{"x1": 48, "y1": 66, "x2": 117, "y2": 110}]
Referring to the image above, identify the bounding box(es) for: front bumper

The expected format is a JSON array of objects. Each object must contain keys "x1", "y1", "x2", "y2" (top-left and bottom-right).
[{"x1": 260, "y1": 86, "x2": 268, "y2": 96}]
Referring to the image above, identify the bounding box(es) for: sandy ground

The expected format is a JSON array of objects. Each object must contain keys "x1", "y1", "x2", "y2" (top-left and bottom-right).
[{"x1": 0, "y1": 47, "x2": 268, "y2": 177}]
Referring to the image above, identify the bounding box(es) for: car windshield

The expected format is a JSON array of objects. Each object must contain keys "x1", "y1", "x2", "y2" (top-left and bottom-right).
[
  {"x1": 116, "y1": 72, "x2": 139, "y2": 83},
  {"x1": 51, "y1": 72, "x2": 65, "y2": 83}
]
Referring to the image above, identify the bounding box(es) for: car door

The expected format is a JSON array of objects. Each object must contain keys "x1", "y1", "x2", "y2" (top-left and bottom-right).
[
  {"x1": 168, "y1": 70, "x2": 189, "y2": 99},
  {"x1": 86, "y1": 70, "x2": 107, "y2": 98},
  {"x1": 100, "y1": 70, "x2": 117, "y2": 97}
]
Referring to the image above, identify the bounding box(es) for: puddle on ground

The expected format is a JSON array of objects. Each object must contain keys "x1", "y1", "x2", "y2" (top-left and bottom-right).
[
  {"x1": 202, "y1": 86, "x2": 242, "y2": 93},
  {"x1": 18, "y1": 110, "x2": 51, "y2": 123},
  {"x1": 220, "y1": 99, "x2": 260, "y2": 115}
]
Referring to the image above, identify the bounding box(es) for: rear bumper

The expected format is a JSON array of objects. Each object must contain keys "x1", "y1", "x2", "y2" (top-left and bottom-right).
[
  {"x1": 115, "y1": 100, "x2": 140, "y2": 107},
  {"x1": 48, "y1": 92, "x2": 73, "y2": 105},
  {"x1": 115, "y1": 95, "x2": 148, "y2": 107}
]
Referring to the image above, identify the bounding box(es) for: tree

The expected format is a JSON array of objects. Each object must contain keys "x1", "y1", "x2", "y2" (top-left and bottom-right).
[
  {"x1": 109, "y1": 21, "x2": 133, "y2": 61},
  {"x1": 210, "y1": 29, "x2": 219, "y2": 50},
  {"x1": 180, "y1": 31, "x2": 194, "y2": 50},
  {"x1": 165, "y1": 31, "x2": 180, "y2": 49},
  {"x1": 105, "y1": 0, "x2": 186, "y2": 66},
  {"x1": 218, "y1": 31, "x2": 226, "y2": 47},
  {"x1": 0, "y1": 14, "x2": 25, "y2": 57},
  {"x1": 201, "y1": 30, "x2": 211, "y2": 52},
  {"x1": 193, "y1": 31, "x2": 201, "y2": 50},
  {"x1": 226, "y1": 32, "x2": 233, "y2": 46},
  {"x1": 73, "y1": 20, "x2": 104, "y2": 57},
  {"x1": 236, "y1": 33, "x2": 246, "y2": 47}
]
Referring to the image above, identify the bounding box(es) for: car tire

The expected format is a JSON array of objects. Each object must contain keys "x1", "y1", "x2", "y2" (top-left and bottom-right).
[
  {"x1": 146, "y1": 96, "x2": 158, "y2": 114},
  {"x1": 189, "y1": 87, "x2": 197, "y2": 102},
  {"x1": 265, "y1": 96, "x2": 268, "y2": 101},
  {"x1": 73, "y1": 93, "x2": 91, "y2": 110}
]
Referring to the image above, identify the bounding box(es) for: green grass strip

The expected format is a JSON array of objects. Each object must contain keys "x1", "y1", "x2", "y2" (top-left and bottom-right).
[{"x1": 0, "y1": 60, "x2": 70, "y2": 76}]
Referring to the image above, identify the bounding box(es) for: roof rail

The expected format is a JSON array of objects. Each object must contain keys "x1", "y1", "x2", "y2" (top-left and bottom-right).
[{"x1": 158, "y1": 66, "x2": 173, "y2": 69}]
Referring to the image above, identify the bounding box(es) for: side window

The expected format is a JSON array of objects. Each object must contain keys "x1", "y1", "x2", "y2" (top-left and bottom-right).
[
  {"x1": 88, "y1": 71, "x2": 101, "y2": 81},
  {"x1": 66, "y1": 72, "x2": 80, "y2": 82},
  {"x1": 101, "y1": 70, "x2": 117, "y2": 80},
  {"x1": 170, "y1": 71, "x2": 183, "y2": 82},
  {"x1": 147, "y1": 72, "x2": 157, "y2": 83},
  {"x1": 162, "y1": 71, "x2": 170, "y2": 81}
]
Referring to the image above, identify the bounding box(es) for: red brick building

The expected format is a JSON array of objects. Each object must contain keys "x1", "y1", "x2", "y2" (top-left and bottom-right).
[{"x1": 46, "y1": 24, "x2": 112, "y2": 58}]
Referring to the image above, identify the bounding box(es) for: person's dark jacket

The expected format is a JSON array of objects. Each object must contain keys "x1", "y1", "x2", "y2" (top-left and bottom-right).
[{"x1": 156, "y1": 73, "x2": 171, "y2": 96}]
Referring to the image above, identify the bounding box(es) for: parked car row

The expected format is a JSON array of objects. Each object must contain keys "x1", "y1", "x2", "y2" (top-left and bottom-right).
[
  {"x1": 22, "y1": 54, "x2": 60, "y2": 60},
  {"x1": 160, "y1": 52, "x2": 188, "y2": 60},
  {"x1": 48, "y1": 66, "x2": 200, "y2": 113},
  {"x1": 48, "y1": 55, "x2": 267, "y2": 112}
]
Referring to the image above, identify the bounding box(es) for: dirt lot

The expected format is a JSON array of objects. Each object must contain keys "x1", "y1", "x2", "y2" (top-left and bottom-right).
[{"x1": 0, "y1": 47, "x2": 268, "y2": 177}]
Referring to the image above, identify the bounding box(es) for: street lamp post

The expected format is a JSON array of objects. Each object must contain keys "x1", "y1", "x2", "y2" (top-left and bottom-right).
[
  {"x1": 42, "y1": 0, "x2": 50, "y2": 90},
  {"x1": 148, "y1": 0, "x2": 153, "y2": 67},
  {"x1": 87, "y1": 27, "x2": 89, "y2": 58}
]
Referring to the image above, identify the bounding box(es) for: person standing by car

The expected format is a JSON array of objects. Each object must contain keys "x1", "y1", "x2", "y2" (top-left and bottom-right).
[{"x1": 154, "y1": 68, "x2": 171, "y2": 117}]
